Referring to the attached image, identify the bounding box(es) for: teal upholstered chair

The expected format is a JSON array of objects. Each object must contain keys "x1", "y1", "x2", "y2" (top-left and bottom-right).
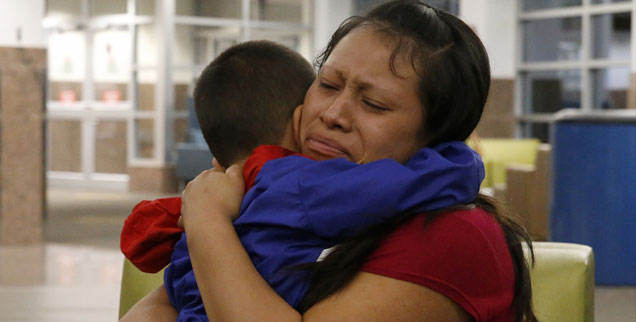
[{"x1": 119, "y1": 242, "x2": 595, "y2": 321}]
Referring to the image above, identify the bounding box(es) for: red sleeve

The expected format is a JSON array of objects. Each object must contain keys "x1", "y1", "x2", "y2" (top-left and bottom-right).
[
  {"x1": 120, "y1": 197, "x2": 183, "y2": 273},
  {"x1": 120, "y1": 145, "x2": 304, "y2": 273},
  {"x1": 360, "y1": 208, "x2": 516, "y2": 322}
]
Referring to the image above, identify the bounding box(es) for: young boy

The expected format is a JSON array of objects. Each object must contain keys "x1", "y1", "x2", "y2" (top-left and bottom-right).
[
  {"x1": 121, "y1": 40, "x2": 313, "y2": 273},
  {"x1": 121, "y1": 41, "x2": 484, "y2": 321}
]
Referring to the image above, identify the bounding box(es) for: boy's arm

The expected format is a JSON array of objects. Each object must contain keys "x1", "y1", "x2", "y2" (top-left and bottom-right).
[
  {"x1": 244, "y1": 142, "x2": 483, "y2": 240},
  {"x1": 302, "y1": 142, "x2": 484, "y2": 239},
  {"x1": 120, "y1": 197, "x2": 183, "y2": 273}
]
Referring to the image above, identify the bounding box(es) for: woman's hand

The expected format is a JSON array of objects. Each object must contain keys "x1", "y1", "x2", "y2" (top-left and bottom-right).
[
  {"x1": 180, "y1": 164, "x2": 245, "y2": 229},
  {"x1": 180, "y1": 165, "x2": 301, "y2": 322}
]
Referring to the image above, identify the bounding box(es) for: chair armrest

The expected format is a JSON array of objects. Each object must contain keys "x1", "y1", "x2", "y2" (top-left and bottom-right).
[
  {"x1": 119, "y1": 258, "x2": 166, "y2": 319},
  {"x1": 527, "y1": 242, "x2": 595, "y2": 322}
]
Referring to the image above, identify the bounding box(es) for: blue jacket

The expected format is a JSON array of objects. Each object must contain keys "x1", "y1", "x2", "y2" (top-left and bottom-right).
[{"x1": 165, "y1": 142, "x2": 484, "y2": 321}]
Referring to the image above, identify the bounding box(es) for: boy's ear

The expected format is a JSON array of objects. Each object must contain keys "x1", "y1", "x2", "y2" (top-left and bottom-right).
[
  {"x1": 212, "y1": 158, "x2": 225, "y2": 171},
  {"x1": 293, "y1": 105, "x2": 303, "y2": 150}
]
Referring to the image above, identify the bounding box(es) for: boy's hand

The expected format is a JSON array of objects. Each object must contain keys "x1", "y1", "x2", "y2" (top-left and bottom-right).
[{"x1": 181, "y1": 164, "x2": 245, "y2": 229}]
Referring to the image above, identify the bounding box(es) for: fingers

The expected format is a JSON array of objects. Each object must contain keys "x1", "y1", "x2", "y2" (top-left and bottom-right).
[
  {"x1": 181, "y1": 163, "x2": 246, "y2": 223},
  {"x1": 226, "y1": 164, "x2": 242, "y2": 174},
  {"x1": 225, "y1": 164, "x2": 245, "y2": 190}
]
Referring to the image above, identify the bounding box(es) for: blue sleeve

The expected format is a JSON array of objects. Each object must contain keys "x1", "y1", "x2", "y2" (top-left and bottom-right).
[
  {"x1": 237, "y1": 141, "x2": 484, "y2": 241},
  {"x1": 298, "y1": 141, "x2": 484, "y2": 239}
]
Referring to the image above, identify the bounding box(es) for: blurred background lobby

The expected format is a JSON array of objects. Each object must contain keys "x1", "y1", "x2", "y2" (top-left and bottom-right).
[{"x1": 0, "y1": 0, "x2": 634, "y2": 321}]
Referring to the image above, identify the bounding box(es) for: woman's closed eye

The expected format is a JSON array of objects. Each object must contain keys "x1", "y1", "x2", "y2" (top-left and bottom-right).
[
  {"x1": 363, "y1": 99, "x2": 390, "y2": 112},
  {"x1": 319, "y1": 81, "x2": 339, "y2": 91}
]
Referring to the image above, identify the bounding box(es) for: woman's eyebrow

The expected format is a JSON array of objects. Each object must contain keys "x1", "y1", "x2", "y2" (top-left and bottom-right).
[
  {"x1": 319, "y1": 66, "x2": 344, "y2": 80},
  {"x1": 356, "y1": 80, "x2": 373, "y2": 91},
  {"x1": 321, "y1": 66, "x2": 398, "y2": 104}
]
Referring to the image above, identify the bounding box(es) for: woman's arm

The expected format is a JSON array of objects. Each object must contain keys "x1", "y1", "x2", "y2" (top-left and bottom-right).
[
  {"x1": 182, "y1": 166, "x2": 471, "y2": 322},
  {"x1": 119, "y1": 284, "x2": 178, "y2": 322},
  {"x1": 304, "y1": 272, "x2": 471, "y2": 322}
]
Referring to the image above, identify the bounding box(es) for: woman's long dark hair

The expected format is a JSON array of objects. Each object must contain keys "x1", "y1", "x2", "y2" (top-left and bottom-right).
[{"x1": 299, "y1": 1, "x2": 538, "y2": 321}]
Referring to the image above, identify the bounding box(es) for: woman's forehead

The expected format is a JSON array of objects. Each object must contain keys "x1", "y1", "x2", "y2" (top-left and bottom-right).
[
  {"x1": 328, "y1": 27, "x2": 416, "y2": 74},
  {"x1": 320, "y1": 37, "x2": 418, "y2": 94}
]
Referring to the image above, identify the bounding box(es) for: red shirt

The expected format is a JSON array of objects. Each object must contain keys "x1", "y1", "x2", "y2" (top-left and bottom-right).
[
  {"x1": 361, "y1": 207, "x2": 515, "y2": 322},
  {"x1": 120, "y1": 146, "x2": 300, "y2": 273}
]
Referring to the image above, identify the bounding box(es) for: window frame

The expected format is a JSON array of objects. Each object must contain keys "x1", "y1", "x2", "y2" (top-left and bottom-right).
[
  {"x1": 44, "y1": 0, "x2": 314, "y2": 189},
  {"x1": 515, "y1": 0, "x2": 633, "y2": 140}
]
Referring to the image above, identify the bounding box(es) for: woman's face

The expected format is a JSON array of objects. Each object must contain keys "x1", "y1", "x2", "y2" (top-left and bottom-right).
[{"x1": 299, "y1": 27, "x2": 425, "y2": 164}]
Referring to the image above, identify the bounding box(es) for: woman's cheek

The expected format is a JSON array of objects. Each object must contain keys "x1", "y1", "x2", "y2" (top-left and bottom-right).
[
  {"x1": 303, "y1": 98, "x2": 332, "y2": 129},
  {"x1": 301, "y1": 93, "x2": 324, "y2": 122}
]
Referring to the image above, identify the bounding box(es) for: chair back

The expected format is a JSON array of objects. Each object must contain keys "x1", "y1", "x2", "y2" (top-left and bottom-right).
[
  {"x1": 468, "y1": 138, "x2": 540, "y2": 187},
  {"x1": 529, "y1": 242, "x2": 595, "y2": 322},
  {"x1": 119, "y1": 242, "x2": 595, "y2": 321}
]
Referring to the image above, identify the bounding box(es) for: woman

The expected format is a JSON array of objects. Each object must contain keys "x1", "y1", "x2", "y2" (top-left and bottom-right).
[{"x1": 130, "y1": 1, "x2": 536, "y2": 321}]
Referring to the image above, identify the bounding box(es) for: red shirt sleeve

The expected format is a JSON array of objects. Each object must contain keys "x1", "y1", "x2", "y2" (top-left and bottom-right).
[
  {"x1": 120, "y1": 145, "x2": 303, "y2": 273},
  {"x1": 244, "y1": 145, "x2": 307, "y2": 190},
  {"x1": 360, "y1": 208, "x2": 516, "y2": 322},
  {"x1": 120, "y1": 197, "x2": 183, "y2": 273}
]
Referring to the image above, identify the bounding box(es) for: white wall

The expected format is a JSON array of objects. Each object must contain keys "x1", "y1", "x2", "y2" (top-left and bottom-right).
[
  {"x1": 460, "y1": 0, "x2": 516, "y2": 79},
  {"x1": 313, "y1": 0, "x2": 352, "y2": 60},
  {"x1": 312, "y1": 0, "x2": 518, "y2": 78},
  {"x1": 0, "y1": 0, "x2": 46, "y2": 48}
]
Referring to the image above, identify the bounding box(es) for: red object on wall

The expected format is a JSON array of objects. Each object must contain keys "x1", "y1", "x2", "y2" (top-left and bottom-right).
[
  {"x1": 58, "y1": 90, "x2": 77, "y2": 102},
  {"x1": 101, "y1": 89, "x2": 121, "y2": 103}
]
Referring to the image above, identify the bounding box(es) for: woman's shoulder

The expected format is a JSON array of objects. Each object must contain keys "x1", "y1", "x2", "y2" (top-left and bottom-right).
[
  {"x1": 361, "y1": 206, "x2": 515, "y2": 322},
  {"x1": 401, "y1": 206, "x2": 505, "y2": 240},
  {"x1": 366, "y1": 207, "x2": 511, "y2": 260}
]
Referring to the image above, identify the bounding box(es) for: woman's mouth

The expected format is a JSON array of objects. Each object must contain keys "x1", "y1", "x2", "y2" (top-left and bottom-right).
[{"x1": 305, "y1": 136, "x2": 349, "y2": 159}]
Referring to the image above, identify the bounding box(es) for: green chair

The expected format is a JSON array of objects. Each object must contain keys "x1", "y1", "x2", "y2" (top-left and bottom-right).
[
  {"x1": 118, "y1": 242, "x2": 595, "y2": 321},
  {"x1": 118, "y1": 259, "x2": 165, "y2": 319},
  {"x1": 529, "y1": 242, "x2": 595, "y2": 322},
  {"x1": 468, "y1": 138, "x2": 541, "y2": 188}
]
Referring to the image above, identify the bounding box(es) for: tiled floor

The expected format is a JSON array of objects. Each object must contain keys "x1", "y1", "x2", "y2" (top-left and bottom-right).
[
  {"x1": 0, "y1": 188, "x2": 173, "y2": 322},
  {"x1": 0, "y1": 244, "x2": 123, "y2": 322},
  {"x1": 0, "y1": 188, "x2": 634, "y2": 321}
]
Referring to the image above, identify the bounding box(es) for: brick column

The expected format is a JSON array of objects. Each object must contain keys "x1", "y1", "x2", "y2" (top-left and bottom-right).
[
  {"x1": 128, "y1": 165, "x2": 178, "y2": 193},
  {"x1": 0, "y1": 47, "x2": 46, "y2": 245},
  {"x1": 475, "y1": 78, "x2": 516, "y2": 138}
]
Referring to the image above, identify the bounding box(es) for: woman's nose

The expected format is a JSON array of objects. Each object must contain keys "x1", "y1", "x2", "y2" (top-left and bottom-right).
[{"x1": 320, "y1": 92, "x2": 353, "y2": 131}]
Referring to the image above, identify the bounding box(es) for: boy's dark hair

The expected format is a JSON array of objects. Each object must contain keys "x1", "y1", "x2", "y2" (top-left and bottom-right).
[{"x1": 194, "y1": 40, "x2": 315, "y2": 167}]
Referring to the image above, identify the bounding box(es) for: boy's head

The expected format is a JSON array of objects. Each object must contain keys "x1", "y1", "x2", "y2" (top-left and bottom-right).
[{"x1": 194, "y1": 40, "x2": 316, "y2": 167}]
